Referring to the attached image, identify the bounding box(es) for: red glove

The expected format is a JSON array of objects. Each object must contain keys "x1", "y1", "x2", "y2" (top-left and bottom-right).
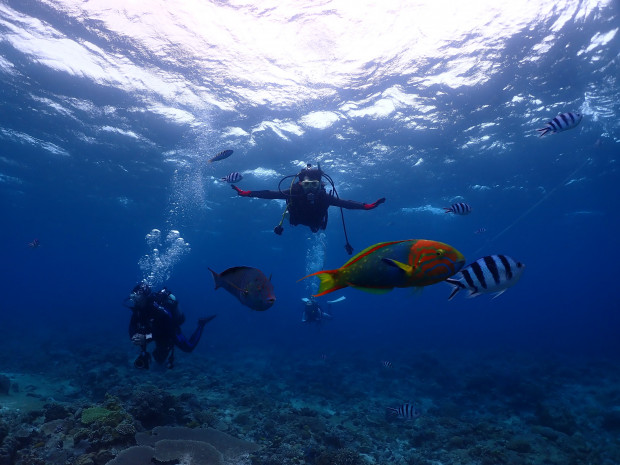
[
  {"x1": 363, "y1": 197, "x2": 386, "y2": 210},
  {"x1": 232, "y1": 185, "x2": 251, "y2": 197}
]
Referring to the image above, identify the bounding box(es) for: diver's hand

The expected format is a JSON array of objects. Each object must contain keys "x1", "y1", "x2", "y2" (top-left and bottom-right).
[
  {"x1": 232, "y1": 185, "x2": 251, "y2": 197},
  {"x1": 363, "y1": 197, "x2": 386, "y2": 210}
]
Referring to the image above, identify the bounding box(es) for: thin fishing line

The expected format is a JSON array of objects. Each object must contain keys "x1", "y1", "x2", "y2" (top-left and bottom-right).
[{"x1": 472, "y1": 157, "x2": 592, "y2": 257}]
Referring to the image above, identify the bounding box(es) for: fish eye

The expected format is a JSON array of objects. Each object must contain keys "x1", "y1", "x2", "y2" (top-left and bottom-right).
[{"x1": 436, "y1": 249, "x2": 445, "y2": 256}]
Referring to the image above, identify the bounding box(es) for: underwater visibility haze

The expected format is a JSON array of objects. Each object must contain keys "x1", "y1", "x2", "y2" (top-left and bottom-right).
[{"x1": 1, "y1": 1, "x2": 620, "y2": 464}]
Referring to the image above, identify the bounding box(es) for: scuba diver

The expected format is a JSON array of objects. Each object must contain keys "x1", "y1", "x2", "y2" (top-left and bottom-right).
[
  {"x1": 125, "y1": 282, "x2": 216, "y2": 369},
  {"x1": 301, "y1": 296, "x2": 345, "y2": 324},
  {"x1": 301, "y1": 297, "x2": 332, "y2": 324},
  {"x1": 231, "y1": 163, "x2": 386, "y2": 254}
]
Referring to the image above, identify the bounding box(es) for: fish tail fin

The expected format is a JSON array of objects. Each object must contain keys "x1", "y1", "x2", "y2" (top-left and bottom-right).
[
  {"x1": 208, "y1": 267, "x2": 221, "y2": 290},
  {"x1": 537, "y1": 128, "x2": 549, "y2": 137},
  {"x1": 297, "y1": 269, "x2": 346, "y2": 297},
  {"x1": 446, "y1": 278, "x2": 464, "y2": 301}
]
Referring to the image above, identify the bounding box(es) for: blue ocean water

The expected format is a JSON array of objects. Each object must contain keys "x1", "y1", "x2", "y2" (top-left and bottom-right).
[{"x1": 1, "y1": 1, "x2": 620, "y2": 464}]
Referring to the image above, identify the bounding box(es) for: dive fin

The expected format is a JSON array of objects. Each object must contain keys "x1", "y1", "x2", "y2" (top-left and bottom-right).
[{"x1": 198, "y1": 315, "x2": 217, "y2": 326}]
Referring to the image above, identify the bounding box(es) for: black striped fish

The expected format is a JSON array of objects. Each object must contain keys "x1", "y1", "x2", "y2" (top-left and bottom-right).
[
  {"x1": 387, "y1": 403, "x2": 421, "y2": 420},
  {"x1": 446, "y1": 254, "x2": 525, "y2": 300},
  {"x1": 381, "y1": 360, "x2": 392, "y2": 369},
  {"x1": 221, "y1": 172, "x2": 243, "y2": 183},
  {"x1": 208, "y1": 149, "x2": 233, "y2": 163},
  {"x1": 444, "y1": 202, "x2": 472, "y2": 215},
  {"x1": 537, "y1": 112, "x2": 582, "y2": 137}
]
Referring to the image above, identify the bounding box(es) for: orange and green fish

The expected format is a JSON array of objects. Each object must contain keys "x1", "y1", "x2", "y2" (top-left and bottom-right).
[{"x1": 298, "y1": 239, "x2": 465, "y2": 297}]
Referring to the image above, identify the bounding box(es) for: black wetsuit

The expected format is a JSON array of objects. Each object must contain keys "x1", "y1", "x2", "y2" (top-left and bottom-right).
[
  {"x1": 244, "y1": 183, "x2": 370, "y2": 232},
  {"x1": 303, "y1": 303, "x2": 322, "y2": 323},
  {"x1": 129, "y1": 297, "x2": 205, "y2": 367}
]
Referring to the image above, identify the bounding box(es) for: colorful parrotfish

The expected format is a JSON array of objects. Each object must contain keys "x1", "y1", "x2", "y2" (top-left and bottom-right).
[{"x1": 298, "y1": 239, "x2": 465, "y2": 297}]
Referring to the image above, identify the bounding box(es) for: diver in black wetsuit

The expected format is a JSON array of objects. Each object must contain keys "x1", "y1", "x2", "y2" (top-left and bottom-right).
[
  {"x1": 301, "y1": 297, "x2": 332, "y2": 324},
  {"x1": 231, "y1": 163, "x2": 385, "y2": 254},
  {"x1": 125, "y1": 283, "x2": 215, "y2": 369}
]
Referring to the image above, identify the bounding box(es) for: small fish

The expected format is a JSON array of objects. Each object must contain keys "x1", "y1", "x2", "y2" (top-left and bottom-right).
[
  {"x1": 446, "y1": 254, "x2": 525, "y2": 300},
  {"x1": 381, "y1": 360, "x2": 392, "y2": 369},
  {"x1": 208, "y1": 149, "x2": 234, "y2": 163},
  {"x1": 221, "y1": 172, "x2": 243, "y2": 183},
  {"x1": 28, "y1": 239, "x2": 40, "y2": 248},
  {"x1": 537, "y1": 112, "x2": 582, "y2": 137},
  {"x1": 387, "y1": 403, "x2": 421, "y2": 420},
  {"x1": 474, "y1": 227, "x2": 487, "y2": 235},
  {"x1": 298, "y1": 239, "x2": 465, "y2": 297},
  {"x1": 209, "y1": 266, "x2": 275, "y2": 311},
  {"x1": 444, "y1": 203, "x2": 472, "y2": 215}
]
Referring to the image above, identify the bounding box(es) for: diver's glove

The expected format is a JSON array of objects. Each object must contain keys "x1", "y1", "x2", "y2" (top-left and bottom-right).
[
  {"x1": 363, "y1": 197, "x2": 386, "y2": 210},
  {"x1": 131, "y1": 333, "x2": 152, "y2": 346},
  {"x1": 232, "y1": 185, "x2": 251, "y2": 197}
]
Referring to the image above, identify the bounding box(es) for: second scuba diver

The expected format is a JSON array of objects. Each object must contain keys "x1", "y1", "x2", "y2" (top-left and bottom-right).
[
  {"x1": 126, "y1": 283, "x2": 216, "y2": 370},
  {"x1": 231, "y1": 163, "x2": 385, "y2": 254}
]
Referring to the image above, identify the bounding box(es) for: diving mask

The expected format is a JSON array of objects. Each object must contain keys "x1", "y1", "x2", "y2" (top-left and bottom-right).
[{"x1": 301, "y1": 179, "x2": 320, "y2": 191}]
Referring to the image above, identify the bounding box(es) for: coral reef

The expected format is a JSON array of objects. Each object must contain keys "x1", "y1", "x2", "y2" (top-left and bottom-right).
[{"x1": 2, "y1": 347, "x2": 620, "y2": 465}]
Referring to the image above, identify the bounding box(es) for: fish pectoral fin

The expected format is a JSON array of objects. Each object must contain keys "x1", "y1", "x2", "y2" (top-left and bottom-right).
[
  {"x1": 222, "y1": 279, "x2": 245, "y2": 294},
  {"x1": 349, "y1": 284, "x2": 393, "y2": 295},
  {"x1": 381, "y1": 258, "x2": 412, "y2": 274},
  {"x1": 491, "y1": 290, "x2": 507, "y2": 299}
]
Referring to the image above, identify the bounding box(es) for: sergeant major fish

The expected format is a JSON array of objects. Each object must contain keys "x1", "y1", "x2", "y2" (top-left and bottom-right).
[
  {"x1": 208, "y1": 149, "x2": 233, "y2": 163},
  {"x1": 221, "y1": 172, "x2": 243, "y2": 183},
  {"x1": 387, "y1": 403, "x2": 421, "y2": 420},
  {"x1": 537, "y1": 112, "x2": 582, "y2": 137},
  {"x1": 446, "y1": 254, "x2": 524, "y2": 300},
  {"x1": 444, "y1": 202, "x2": 472, "y2": 215},
  {"x1": 209, "y1": 266, "x2": 275, "y2": 311}
]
